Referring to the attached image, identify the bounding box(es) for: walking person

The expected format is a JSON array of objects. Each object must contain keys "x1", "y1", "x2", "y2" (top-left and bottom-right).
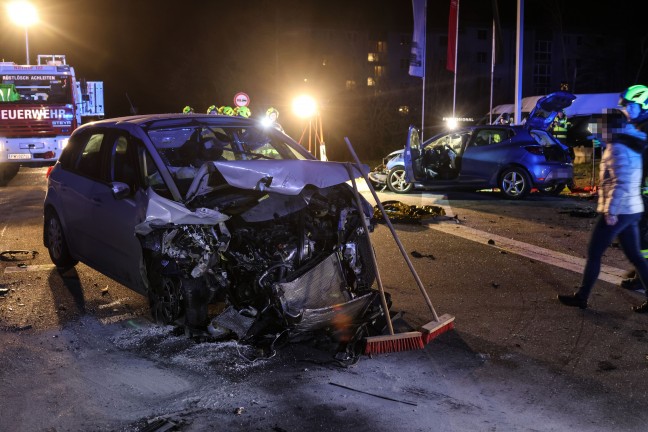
[{"x1": 558, "y1": 86, "x2": 648, "y2": 313}]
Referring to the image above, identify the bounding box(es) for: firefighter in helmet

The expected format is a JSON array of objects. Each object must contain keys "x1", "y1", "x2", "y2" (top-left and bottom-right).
[
  {"x1": 264, "y1": 107, "x2": 284, "y2": 132},
  {"x1": 207, "y1": 105, "x2": 218, "y2": 115},
  {"x1": 235, "y1": 106, "x2": 251, "y2": 118},
  {"x1": 182, "y1": 106, "x2": 194, "y2": 114},
  {"x1": 219, "y1": 106, "x2": 235, "y2": 116}
]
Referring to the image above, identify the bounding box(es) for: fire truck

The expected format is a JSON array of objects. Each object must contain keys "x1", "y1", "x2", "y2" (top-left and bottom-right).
[{"x1": 0, "y1": 54, "x2": 104, "y2": 185}]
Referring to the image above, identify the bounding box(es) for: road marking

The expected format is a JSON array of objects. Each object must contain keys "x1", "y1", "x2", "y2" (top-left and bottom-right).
[
  {"x1": 359, "y1": 187, "x2": 632, "y2": 288},
  {"x1": 428, "y1": 222, "x2": 626, "y2": 285}
]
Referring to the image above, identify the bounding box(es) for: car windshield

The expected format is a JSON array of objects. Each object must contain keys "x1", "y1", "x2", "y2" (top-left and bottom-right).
[{"x1": 147, "y1": 124, "x2": 311, "y2": 166}]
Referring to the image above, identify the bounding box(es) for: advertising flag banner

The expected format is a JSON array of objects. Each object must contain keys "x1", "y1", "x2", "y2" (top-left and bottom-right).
[
  {"x1": 447, "y1": 0, "x2": 458, "y2": 72},
  {"x1": 409, "y1": 0, "x2": 426, "y2": 77}
]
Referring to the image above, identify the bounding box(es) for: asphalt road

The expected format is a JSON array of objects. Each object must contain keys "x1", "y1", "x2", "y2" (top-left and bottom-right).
[{"x1": 1, "y1": 167, "x2": 648, "y2": 432}]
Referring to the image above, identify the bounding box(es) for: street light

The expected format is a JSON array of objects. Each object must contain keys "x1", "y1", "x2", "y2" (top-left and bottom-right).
[
  {"x1": 7, "y1": 1, "x2": 38, "y2": 65},
  {"x1": 292, "y1": 95, "x2": 327, "y2": 160}
]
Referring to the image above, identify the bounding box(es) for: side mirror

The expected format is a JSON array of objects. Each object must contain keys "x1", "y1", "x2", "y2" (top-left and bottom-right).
[{"x1": 111, "y1": 182, "x2": 131, "y2": 200}]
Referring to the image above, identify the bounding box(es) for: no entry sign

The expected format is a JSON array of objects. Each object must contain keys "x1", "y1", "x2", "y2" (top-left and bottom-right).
[{"x1": 233, "y1": 92, "x2": 250, "y2": 107}]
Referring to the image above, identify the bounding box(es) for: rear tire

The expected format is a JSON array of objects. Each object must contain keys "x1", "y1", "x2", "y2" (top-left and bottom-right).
[
  {"x1": 44, "y1": 209, "x2": 78, "y2": 269},
  {"x1": 499, "y1": 168, "x2": 531, "y2": 199},
  {"x1": 386, "y1": 166, "x2": 413, "y2": 194}
]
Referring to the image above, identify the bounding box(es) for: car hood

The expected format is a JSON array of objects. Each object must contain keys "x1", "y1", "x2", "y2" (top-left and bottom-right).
[
  {"x1": 185, "y1": 159, "x2": 369, "y2": 201},
  {"x1": 525, "y1": 91, "x2": 576, "y2": 130}
]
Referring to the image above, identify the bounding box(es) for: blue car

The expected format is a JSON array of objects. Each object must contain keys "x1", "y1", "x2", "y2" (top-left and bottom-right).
[{"x1": 369, "y1": 91, "x2": 576, "y2": 199}]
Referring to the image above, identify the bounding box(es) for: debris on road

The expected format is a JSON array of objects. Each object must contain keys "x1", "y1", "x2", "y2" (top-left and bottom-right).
[
  {"x1": 329, "y1": 382, "x2": 417, "y2": 406},
  {"x1": 0, "y1": 250, "x2": 38, "y2": 261},
  {"x1": 373, "y1": 200, "x2": 446, "y2": 224}
]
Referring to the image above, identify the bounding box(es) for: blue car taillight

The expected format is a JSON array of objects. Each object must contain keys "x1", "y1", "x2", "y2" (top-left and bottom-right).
[{"x1": 524, "y1": 146, "x2": 544, "y2": 156}]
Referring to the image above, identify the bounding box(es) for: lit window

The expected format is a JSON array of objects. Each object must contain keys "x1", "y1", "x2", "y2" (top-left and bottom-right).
[
  {"x1": 367, "y1": 77, "x2": 375, "y2": 87},
  {"x1": 398, "y1": 106, "x2": 410, "y2": 115},
  {"x1": 376, "y1": 41, "x2": 387, "y2": 53},
  {"x1": 346, "y1": 80, "x2": 357, "y2": 90},
  {"x1": 368, "y1": 53, "x2": 377, "y2": 62},
  {"x1": 374, "y1": 65, "x2": 384, "y2": 77}
]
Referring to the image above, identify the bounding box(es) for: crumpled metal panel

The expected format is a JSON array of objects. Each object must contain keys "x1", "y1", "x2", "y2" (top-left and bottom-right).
[
  {"x1": 185, "y1": 160, "x2": 370, "y2": 200},
  {"x1": 135, "y1": 189, "x2": 230, "y2": 235},
  {"x1": 277, "y1": 253, "x2": 350, "y2": 317},
  {"x1": 292, "y1": 292, "x2": 376, "y2": 334},
  {"x1": 210, "y1": 306, "x2": 256, "y2": 339}
]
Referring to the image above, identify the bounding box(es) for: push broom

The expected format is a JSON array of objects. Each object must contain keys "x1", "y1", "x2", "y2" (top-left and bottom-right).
[
  {"x1": 345, "y1": 138, "x2": 455, "y2": 346},
  {"x1": 344, "y1": 162, "x2": 424, "y2": 354}
]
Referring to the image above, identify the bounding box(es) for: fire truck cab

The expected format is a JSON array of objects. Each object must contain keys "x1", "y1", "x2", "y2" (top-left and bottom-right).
[{"x1": 0, "y1": 54, "x2": 103, "y2": 185}]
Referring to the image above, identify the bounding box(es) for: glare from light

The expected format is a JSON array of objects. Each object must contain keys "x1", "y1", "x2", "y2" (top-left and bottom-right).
[
  {"x1": 7, "y1": 2, "x2": 38, "y2": 27},
  {"x1": 261, "y1": 117, "x2": 272, "y2": 128},
  {"x1": 292, "y1": 95, "x2": 317, "y2": 119},
  {"x1": 446, "y1": 117, "x2": 458, "y2": 129}
]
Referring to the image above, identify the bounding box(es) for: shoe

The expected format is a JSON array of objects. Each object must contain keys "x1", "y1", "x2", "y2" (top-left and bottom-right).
[
  {"x1": 632, "y1": 301, "x2": 648, "y2": 314},
  {"x1": 557, "y1": 293, "x2": 588, "y2": 309},
  {"x1": 621, "y1": 277, "x2": 641, "y2": 291}
]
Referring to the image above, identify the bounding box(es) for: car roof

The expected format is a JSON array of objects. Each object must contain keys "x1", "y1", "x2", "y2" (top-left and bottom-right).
[{"x1": 78, "y1": 113, "x2": 257, "y2": 131}]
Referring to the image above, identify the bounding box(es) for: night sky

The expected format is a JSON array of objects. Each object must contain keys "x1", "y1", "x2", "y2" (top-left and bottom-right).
[{"x1": 0, "y1": 0, "x2": 638, "y2": 144}]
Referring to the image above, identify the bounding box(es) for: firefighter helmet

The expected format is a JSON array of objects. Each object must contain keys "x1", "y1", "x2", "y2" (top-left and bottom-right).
[
  {"x1": 207, "y1": 104, "x2": 217, "y2": 114},
  {"x1": 219, "y1": 106, "x2": 235, "y2": 116},
  {"x1": 236, "y1": 106, "x2": 251, "y2": 118},
  {"x1": 619, "y1": 85, "x2": 648, "y2": 110},
  {"x1": 182, "y1": 106, "x2": 194, "y2": 114},
  {"x1": 266, "y1": 107, "x2": 279, "y2": 119}
]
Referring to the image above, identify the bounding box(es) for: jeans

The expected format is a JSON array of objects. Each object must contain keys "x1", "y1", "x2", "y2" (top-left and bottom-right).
[{"x1": 578, "y1": 212, "x2": 648, "y2": 300}]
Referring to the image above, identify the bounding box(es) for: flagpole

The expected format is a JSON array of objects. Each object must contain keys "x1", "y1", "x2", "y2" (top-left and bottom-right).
[
  {"x1": 421, "y1": 0, "x2": 427, "y2": 140},
  {"x1": 452, "y1": 0, "x2": 460, "y2": 118},
  {"x1": 489, "y1": 19, "x2": 495, "y2": 124}
]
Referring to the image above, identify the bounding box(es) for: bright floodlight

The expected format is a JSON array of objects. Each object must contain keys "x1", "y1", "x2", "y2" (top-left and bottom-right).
[
  {"x1": 292, "y1": 95, "x2": 317, "y2": 119},
  {"x1": 446, "y1": 117, "x2": 458, "y2": 130},
  {"x1": 7, "y1": 2, "x2": 38, "y2": 27}
]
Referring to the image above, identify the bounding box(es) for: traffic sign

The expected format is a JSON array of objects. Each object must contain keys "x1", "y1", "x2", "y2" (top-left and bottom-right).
[{"x1": 233, "y1": 92, "x2": 250, "y2": 107}]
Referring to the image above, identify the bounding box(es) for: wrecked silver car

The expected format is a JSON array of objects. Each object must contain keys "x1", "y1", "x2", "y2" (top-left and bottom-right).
[{"x1": 43, "y1": 114, "x2": 384, "y2": 353}]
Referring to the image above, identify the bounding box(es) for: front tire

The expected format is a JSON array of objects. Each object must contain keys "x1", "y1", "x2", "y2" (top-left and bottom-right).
[
  {"x1": 386, "y1": 166, "x2": 413, "y2": 194},
  {"x1": 44, "y1": 209, "x2": 78, "y2": 269},
  {"x1": 145, "y1": 257, "x2": 184, "y2": 325},
  {"x1": 499, "y1": 168, "x2": 531, "y2": 199}
]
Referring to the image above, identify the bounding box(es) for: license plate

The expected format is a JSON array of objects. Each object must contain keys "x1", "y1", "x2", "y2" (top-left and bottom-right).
[{"x1": 8, "y1": 153, "x2": 32, "y2": 160}]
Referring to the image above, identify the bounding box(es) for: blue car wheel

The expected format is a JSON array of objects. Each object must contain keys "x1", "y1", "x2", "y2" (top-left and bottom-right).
[
  {"x1": 499, "y1": 167, "x2": 531, "y2": 199},
  {"x1": 387, "y1": 166, "x2": 413, "y2": 194}
]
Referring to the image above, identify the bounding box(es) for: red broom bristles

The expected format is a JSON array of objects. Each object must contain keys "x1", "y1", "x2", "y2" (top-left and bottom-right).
[
  {"x1": 420, "y1": 314, "x2": 455, "y2": 345},
  {"x1": 363, "y1": 331, "x2": 424, "y2": 355}
]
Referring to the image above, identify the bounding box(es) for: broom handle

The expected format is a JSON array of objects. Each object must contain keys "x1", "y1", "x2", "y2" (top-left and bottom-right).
[
  {"x1": 344, "y1": 163, "x2": 395, "y2": 336},
  {"x1": 344, "y1": 138, "x2": 440, "y2": 322}
]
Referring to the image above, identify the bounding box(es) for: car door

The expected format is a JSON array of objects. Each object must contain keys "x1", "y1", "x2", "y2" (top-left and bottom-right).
[
  {"x1": 459, "y1": 128, "x2": 513, "y2": 185},
  {"x1": 404, "y1": 125, "x2": 426, "y2": 182},
  {"x1": 84, "y1": 131, "x2": 150, "y2": 292},
  {"x1": 56, "y1": 129, "x2": 110, "y2": 261}
]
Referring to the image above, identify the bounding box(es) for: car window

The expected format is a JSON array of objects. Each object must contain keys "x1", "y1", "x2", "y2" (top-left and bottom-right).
[
  {"x1": 472, "y1": 129, "x2": 509, "y2": 147},
  {"x1": 141, "y1": 148, "x2": 173, "y2": 199},
  {"x1": 74, "y1": 132, "x2": 108, "y2": 181},
  {"x1": 110, "y1": 134, "x2": 140, "y2": 192}
]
